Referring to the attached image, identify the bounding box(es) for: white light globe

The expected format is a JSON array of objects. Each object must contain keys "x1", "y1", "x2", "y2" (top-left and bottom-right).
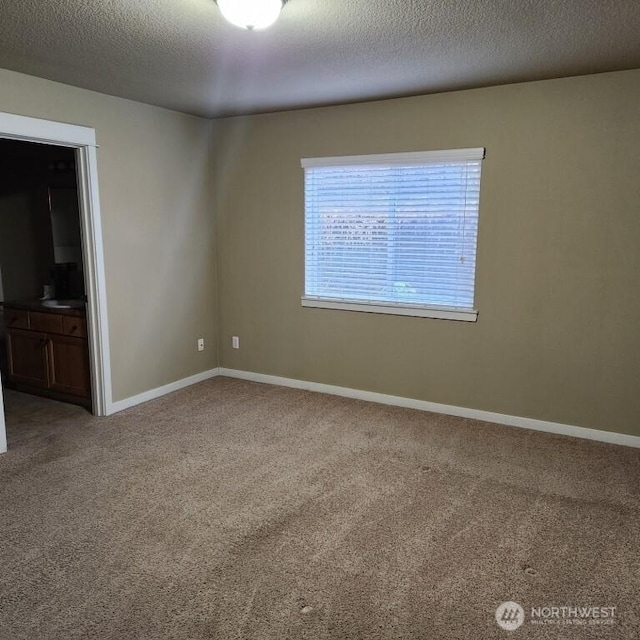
[{"x1": 217, "y1": 0, "x2": 283, "y2": 30}]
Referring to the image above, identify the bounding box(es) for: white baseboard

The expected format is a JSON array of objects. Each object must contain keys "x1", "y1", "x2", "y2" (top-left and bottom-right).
[
  {"x1": 0, "y1": 372, "x2": 6, "y2": 454},
  {"x1": 218, "y1": 368, "x2": 640, "y2": 449},
  {"x1": 108, "y1": 368, "x2": 220, "y2": 414},
  {"x1": 105, "y1": 365, "x2": 640, "y2": 449}
]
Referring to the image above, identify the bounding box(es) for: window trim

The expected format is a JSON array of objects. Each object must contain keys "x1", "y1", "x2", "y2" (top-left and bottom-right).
[
  {"x1": 301, "y1": 147, "x2": 485, "y2": 168},
  {"x1": 301, "y1": 296, "x2": 478, "y2": 322},
  {"x1": 301, "y1": 147, "x2": 485, "y2": 321}
]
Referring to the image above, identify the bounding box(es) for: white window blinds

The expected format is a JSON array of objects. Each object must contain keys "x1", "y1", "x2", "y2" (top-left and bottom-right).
[{"x1": 302, "y1": 148, "x2": 484, "y2": 320}]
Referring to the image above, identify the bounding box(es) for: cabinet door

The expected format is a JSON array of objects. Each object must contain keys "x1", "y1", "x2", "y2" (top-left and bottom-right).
[
  {"x1": 6, "y1": 329, "x2": 49, "y2": 388},
  {"x1": 47, "y1": 334, "x2": 91, "y2": 397}
]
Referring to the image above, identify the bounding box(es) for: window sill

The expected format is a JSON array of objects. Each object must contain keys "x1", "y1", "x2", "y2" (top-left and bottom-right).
[{"x1": 301, "y1": 297, "x2": 478, "y2": 322}]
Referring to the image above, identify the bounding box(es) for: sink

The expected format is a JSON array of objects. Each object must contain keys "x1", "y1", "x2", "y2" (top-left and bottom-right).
[{"x1": 41, "y1": 299, "x2": 85, "y2": 310}]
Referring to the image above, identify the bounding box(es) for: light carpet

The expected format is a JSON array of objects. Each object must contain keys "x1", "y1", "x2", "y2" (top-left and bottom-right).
[{"x1": 0, "y1": 377, "x2": 639, "y2": 639}]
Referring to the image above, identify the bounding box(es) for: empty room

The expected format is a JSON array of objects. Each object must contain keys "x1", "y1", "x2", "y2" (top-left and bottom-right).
[{"x1": 0, "y1": 1, "x2": 639, "y2": 638}]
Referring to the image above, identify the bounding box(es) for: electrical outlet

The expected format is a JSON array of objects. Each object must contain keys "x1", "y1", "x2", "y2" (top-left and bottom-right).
[
  {"x1": 232, "y1": 336, "x2": 240, "y2": 349},
  {"x1": 197, "y1": 338, "x2": 205, "y2": 352}
]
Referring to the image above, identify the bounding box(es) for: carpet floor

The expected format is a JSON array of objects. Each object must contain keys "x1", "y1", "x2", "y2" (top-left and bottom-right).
[{"x1": 0, "y1": 377, "x2": 639, "y2": 639}]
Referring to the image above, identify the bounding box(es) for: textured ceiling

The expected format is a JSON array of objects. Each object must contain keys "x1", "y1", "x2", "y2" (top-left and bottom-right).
[{"x1": 0, "y1": 0, "x2": 639, "y2": 118}]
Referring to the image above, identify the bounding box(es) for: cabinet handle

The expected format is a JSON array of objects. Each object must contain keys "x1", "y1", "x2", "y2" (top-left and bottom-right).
[{"x1": 70, "y1": 325, "x2": 77, "y2": 333}]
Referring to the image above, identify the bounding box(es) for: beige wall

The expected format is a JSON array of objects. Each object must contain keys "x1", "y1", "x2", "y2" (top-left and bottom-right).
[
  {"x1": 2, "y1": 67, "x2": 638, "y2": 436},
  {"x1": 214, "y1": 69, "x2": 640, "y2": 436},
  {"x1": 0, "y1": 69, "x2": 218, "y2": 401}
]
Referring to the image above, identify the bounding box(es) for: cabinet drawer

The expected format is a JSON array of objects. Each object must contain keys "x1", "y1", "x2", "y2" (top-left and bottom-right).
[
  {"x1": 30, "y1": 311, "x2": 64, "y2": 335},
  {"x1": 63, "y1": 315, "x2": 87, "y2": 338},
  {"x1": 4, "y1": 309, "x2": 29, "y2": 330}
]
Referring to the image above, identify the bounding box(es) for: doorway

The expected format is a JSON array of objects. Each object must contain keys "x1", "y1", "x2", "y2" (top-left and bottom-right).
[
  {"x1": 0, "y1": 139, "x2": 92, "y2": 408},
  {"x1": 0, "y1": 112, "x2": 113, "y2": 453}
]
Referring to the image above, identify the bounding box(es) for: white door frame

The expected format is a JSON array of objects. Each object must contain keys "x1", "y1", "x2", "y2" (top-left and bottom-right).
[{"x1": 0, "y1": 111, "x2": 113, "y2": 452}]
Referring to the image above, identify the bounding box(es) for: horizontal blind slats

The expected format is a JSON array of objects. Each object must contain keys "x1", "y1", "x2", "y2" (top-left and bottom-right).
[{"x1": 304, "y1": 155, "x2": 482, "y2": 311}]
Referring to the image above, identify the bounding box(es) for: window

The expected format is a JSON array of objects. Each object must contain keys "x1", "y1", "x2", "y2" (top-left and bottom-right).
[{"x1": 301, "y1": 148, "x2": 484, "y2": 321}]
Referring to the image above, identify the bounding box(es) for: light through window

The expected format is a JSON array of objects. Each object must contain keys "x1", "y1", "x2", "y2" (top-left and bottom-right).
[{"x1": 301, "y1": 148, "x2": 484, "y2": 321}]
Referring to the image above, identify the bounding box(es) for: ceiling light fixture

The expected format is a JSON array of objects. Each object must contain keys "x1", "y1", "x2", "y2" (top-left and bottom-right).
[{"x1": 216, "y1": 0, "x2": 284, "y2": 30}]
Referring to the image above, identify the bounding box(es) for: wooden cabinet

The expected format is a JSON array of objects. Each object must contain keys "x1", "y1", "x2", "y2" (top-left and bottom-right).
[
  {"x1": 47, "y1": 333, "x2": 91, "y2": 397},
  {"x1": 4, "y1": 305, "x2": 91, "y2": 408},
  {"x1": 6, "y1": 329, "x2": 49, "y2": 388},
  {"x1": 4, "y1": 308, "x2": 29, "y2": 330}
]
